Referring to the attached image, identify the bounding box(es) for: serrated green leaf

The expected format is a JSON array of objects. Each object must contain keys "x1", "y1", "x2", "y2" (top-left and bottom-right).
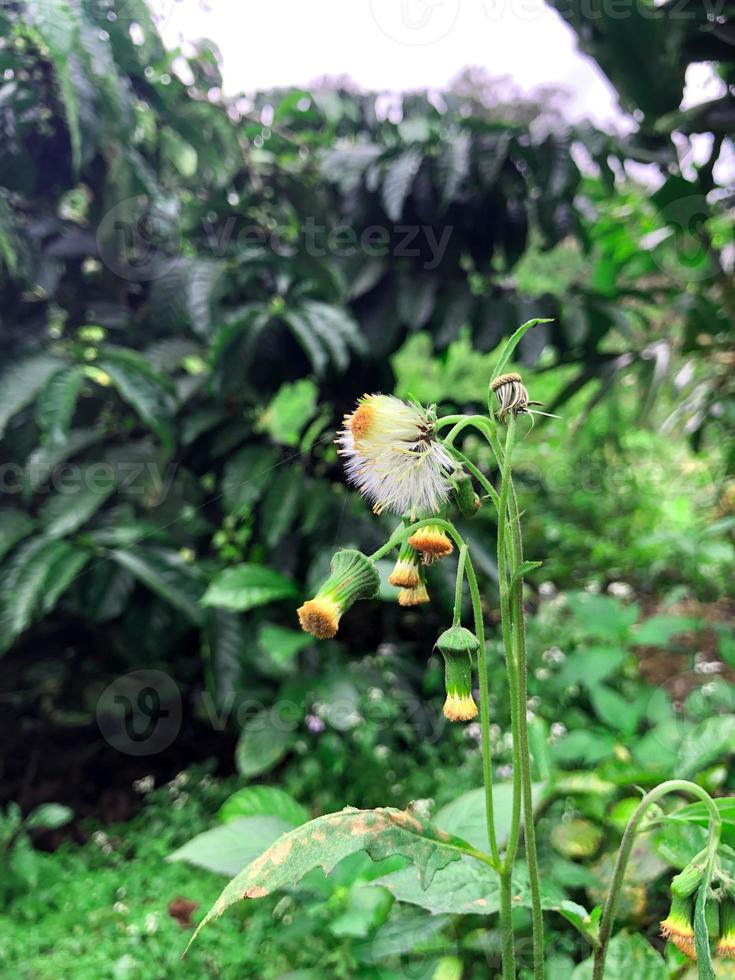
[
  {"x1": 0, "y1": 537, "x2": 71, "y2": 652},
  {"x1": 679, "y1": 716, "x2": 735, "y2": 777},
  {"x1": 571, "y1": 932, "x2": 666, "y2": 979},
  {"x1": 24, "y1": 428, "x2": 102, "y2": 494},
  {"x1": 666, "y1": 798, "x2": 735, "y2": 849},
  {"x1": 434, "y1": 781, "x2": 546, "y2": 852},
  {"x1": 260, "y1": 466, "x2": 302, "y2": 548},
  {"x1": 282, "y1": 309, "x2": 329, "y2": 377},
  {"x1": 0, "y1": 355, "x2": 66, "y2": 439},
  {"x1": 260, "y1": 380, "x2": 319, "y2": 447},
  {"x1": 0, "y1": 510, "x2": 35, "y2": 561},
  {"x1": 218, "y1": 786, "x2": 309, "y2": 827},
  {"x1": 512, "y1": 559, "x2": 543, "y2": 583},
  {"x1": 382, "y1": 149, "x2": 422, "y2": 222},
  {"x1": 96, "y1": 357, "x2": 174, "y2": 450},
  {"x1": 221, "y1": 446, "x2": 280, "y2": 515},
  {"x1": 40, "y1": 466, "x2": 116, "y2": 538},
  {"x1": 258, "y1": 623, "x2": 312, "y2": 666},
  {"x1": 109, "y1": 547, "x2": 205, "y2": 625},
  {"x1": 631, "y1": 614, "x2": 699, "y2": 646},
  {"x1": 201, "y1": 564, "x2": 298, "y2": 612},
  {"x1": 168, "y1": 815, "x2": 293, "y2": 877},
  {"x1": 39, "y1": 544, "x2": 90, "y2": 614},
  {"x1": 36, "y1": 365, "x2": 85, "y2": 445},
  {"x1": 188, "y1": 806, "x2": 476, "y2": 949}
]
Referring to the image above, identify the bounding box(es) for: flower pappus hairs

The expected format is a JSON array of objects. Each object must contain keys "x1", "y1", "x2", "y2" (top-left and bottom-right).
[
  {"x1": 298, "y1": 549, "x2": 380, "y2": 639},
  {"x1": 336, "y1": 394, "x2": 454, "y2": 516},
  {"x1": 435, "y1": 625, "x2": 479, "y2": 722}
]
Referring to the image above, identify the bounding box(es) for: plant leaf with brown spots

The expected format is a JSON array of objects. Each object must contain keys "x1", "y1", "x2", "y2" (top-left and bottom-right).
[{"x1": 186, "y1": 805, "x2": 482, "y2": 950}]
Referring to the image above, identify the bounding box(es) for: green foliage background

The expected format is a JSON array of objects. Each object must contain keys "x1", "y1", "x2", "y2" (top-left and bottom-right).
[{"x1": 0, "y1": 1, "x2": 733, "y2": 976}]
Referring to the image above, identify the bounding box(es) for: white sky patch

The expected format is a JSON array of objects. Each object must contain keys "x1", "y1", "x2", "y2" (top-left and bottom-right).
[{"x1": 147, "y1": 0, "x2": 626, "y2": 127}]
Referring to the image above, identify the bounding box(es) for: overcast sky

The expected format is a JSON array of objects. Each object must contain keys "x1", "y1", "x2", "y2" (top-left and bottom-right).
[{"x1": 149, "y1": 0, "x2": 630, "y2": 127}]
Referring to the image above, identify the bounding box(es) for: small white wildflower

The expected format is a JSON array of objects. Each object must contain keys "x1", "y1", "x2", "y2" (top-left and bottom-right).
[
  {"x1": 114, "y1": 901, "x2": 129, "y2": 914},
  {"x1": 464, "y1": 722, "x2": 482, "y2": 742},
  {"x1": 542, "y1": 646, "x2": 565, "y2": 665},
  {"x1": 694, "y1": 660, "x2": 724, "y2": 675},
  {"x1": 368, "y1": 687, "x2": 383, "y2": 701},
  {"x1": 498, "y1": 764, "x2": 513, "y2": 779},
  {"x1": 607, "y1": 581, "x2": 634, "y2": 599},
  {"x1": 535, "y1": 667, "x2": 550, "y2": 680},
  {"x1": 132, "y1": 775, "x2": 154, "y2": 794},
  {"x1": 550, "y1": 722, "x2": 567, "y2": 739},
  {"x1": 374, "y1": 744, "x2": 389, "y2": 760},
  {"x1": 336, "y1": 394, "x2": 454, "y2": 515},
  {"x1": 144, "y1": 913, "x2": 159, "y2": 934},
  {"x1": 585, "y1": 581, "x2": 602, "y2": 594},
  {"x1": 539, "y1": 581, "x2": 557, "y2": 598}
]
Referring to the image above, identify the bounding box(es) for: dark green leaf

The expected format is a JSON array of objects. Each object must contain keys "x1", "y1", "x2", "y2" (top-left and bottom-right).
[
  {"x1": 202, "y1": 565, "x2": 298, "y2": 612},
  {"x1": 218, "y1": 787, "x2": 309, "y2": 827}
]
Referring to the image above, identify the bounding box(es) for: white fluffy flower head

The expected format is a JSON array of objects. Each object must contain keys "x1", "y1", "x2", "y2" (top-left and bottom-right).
[{"x1": 336, "y1": 394, "x2": 454, "y2": 516}]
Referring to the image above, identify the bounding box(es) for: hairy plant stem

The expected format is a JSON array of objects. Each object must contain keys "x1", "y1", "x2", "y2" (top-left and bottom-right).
[
  {"x1": 495, "y1": 415, "x2": 521, "y2": 980},
  {"x1": 370, "y1": 517, "x2": 500, "y2": 873},
  {"x1": 592, "y1": 780, "x2": 722, "y2": 980},
  {"x1": 372, "y1": 411, "x2": 546, "y2": 978}
]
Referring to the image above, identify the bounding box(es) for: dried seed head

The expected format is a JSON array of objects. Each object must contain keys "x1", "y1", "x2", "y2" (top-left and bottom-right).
[{"x1": 491, "y1": 372, "x2": 535, "y2": 422}]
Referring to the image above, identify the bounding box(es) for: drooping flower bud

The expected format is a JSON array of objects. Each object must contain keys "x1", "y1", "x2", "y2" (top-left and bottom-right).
[
  {"x1": 298, "y1": 549, "x2": 380, "y2": 639},
  {"x1": 717, "y1": 898, "x2": 735, "y2": 959},
  {"x1": 671, "y1": 861, "x2": 705, "y2": 898},
  {"x1": 436, "y1": 625, "x2": 480, "y2": 722},
  {"x1": 661, "y1": 893, "x2": 696, "y2": 960},
  {"x1": 398, "y1": 567, "x2": 430, "y2": 606},
  {"x1": 388, "y1": 537, "x2": 421, "y2": 589},
  {"x1": 452, "y1": 469, "x2": 481, "y2": 518},
  {"x1": 491, "y1": 372, "x2": 543, "y2": 423},
  {"x1": 408, "y1": 524, "x2": 453, "y2": 563}
]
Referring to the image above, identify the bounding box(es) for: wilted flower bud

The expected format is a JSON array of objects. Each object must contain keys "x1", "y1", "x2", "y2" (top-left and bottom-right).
[
  {"x1": 408, "y1": 524, "x2": 453, "y2": 563},
  {"x1": 491, "y1": 372, "x2": 543, "y2": 422},
  {"x1": 452, "y1": 469, "x2": 481, "y2": 518},
  {"x1": 661, "y1": 893, "x2": 696, "y2": 959},
  {"x1": 436, "y1": 625, "x2": 480, "y2": 722},
  {"x1": 398, "y1": 567, "x2": 430, "y2": 606},
  {"x1": 298, "y1": 549, "x2": 380, "y2": 639},
  {"x1": 717, "y1": 898, "x2": 735, "y2": 959},
  {"x1": 389, "y1": 537, "x2": 421, "y2": 589}
]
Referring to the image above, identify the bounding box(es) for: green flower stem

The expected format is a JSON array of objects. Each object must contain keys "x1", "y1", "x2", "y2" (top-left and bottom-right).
[
  {"x1": 495, "y1": 416, "x2": 521, "y2": 979},
  {"x1": 465, "y1": 550, "x2": 501, "y2": 868},
  {"x1": 372, "y1": 518, "x2": 501, "y2": 875},
  {"x1": 499, "y1": 868, "x2": 516, "y2": 980},
  {"x1": 453, "y1": 545, "x2": 468, "y2": 627},
  {"x1": 446, "y1": 445, "x2": 501, "y2": 509},
  {"x1": 507, "y1": 476, "x2": 544, "y2": 980},
  {"x1": 592, "y1": 780, "x2": 722, "y2": 980}
]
